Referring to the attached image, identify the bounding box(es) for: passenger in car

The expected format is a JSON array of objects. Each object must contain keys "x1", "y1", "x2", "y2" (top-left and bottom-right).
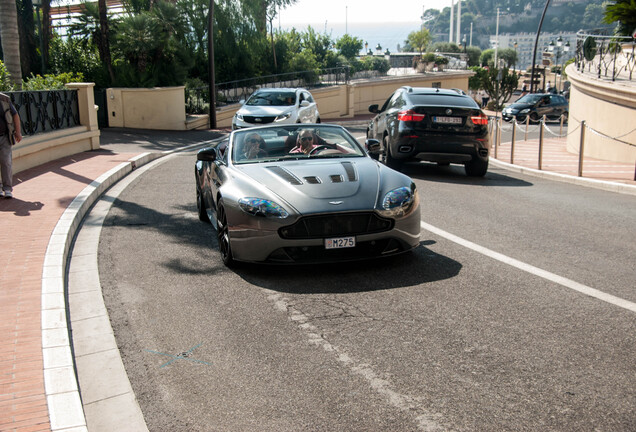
[{"x1": 239, "y1": 133, "x2": 267, "y2": 160}]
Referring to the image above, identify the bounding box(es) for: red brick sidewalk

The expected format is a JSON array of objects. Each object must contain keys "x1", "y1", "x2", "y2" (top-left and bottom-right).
[{"x1": 0, "y1": 151, "x2": 137, "y2": 432}]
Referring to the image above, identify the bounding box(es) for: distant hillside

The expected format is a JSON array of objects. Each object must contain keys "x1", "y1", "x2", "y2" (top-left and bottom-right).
[{"x1": 425, "y1": 0, "x2": 609, "y2": 48}]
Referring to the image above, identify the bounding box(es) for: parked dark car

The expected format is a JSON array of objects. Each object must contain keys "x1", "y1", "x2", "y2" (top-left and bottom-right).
[
  {"x1": 367, "y1": 86, "x2": 490, "y2": 177},
  {"x1": 502, "y1": 93, "x2": 569, "y2": 123}
]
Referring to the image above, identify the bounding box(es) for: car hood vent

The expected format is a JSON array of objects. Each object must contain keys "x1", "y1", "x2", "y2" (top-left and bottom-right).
[
  {"x1": 341, "y1": 162, "x2": 357, "y2": 181},
  {"x1": 266, "y1": 166, "x2": 302, "y2": 185},
  {"x1": 304, "y1": 176, "x2": 322, "y2": 184},
  {"x1": 330, "y1": 175, "x2": 344, "y2": 183}
]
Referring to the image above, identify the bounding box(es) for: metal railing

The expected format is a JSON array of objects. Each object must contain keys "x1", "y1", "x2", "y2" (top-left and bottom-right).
[
  {"x1": 5, "y1": 90, "x2": 80, "y2": 136},
  {"x1": 490, "y1": 115, "x2": 636, "y2": 180},
  {"x1": 575, "y1": 29, "x2": 636, "y2": 81},
  {"x1": 185, "y1": 66, "x2": 353, "y2": 114}
]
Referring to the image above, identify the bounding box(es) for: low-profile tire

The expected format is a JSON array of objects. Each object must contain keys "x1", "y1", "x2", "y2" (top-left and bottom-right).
[
  {"x1": 216, "y1": 200, "x2": 235, "y2": 267},
  {"x1": 465, "y1": 157, "x2": 489, "y2": 177},
  {"x1": 382, "y1": 135, "x2": 403, "y2": 171},
  {"x1": 196, "y1": 186, "x2": 210, "y2": 223}
]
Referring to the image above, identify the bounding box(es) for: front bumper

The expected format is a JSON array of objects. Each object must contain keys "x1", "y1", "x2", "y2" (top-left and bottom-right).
[{"x1": 225, "y1": 206, "x2": 422, "y2": 264}]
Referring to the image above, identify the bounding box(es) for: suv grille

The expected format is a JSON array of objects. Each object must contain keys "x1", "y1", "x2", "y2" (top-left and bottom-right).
[
  {"x1": 243, "y1": 115, "x2": 276, "y2": 124},
  {"x1": 279, "y1": 212, "x2": 393, "y2": 239}
]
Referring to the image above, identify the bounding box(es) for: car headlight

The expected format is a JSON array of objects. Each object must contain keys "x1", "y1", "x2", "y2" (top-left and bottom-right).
[
  {"x1": 238, "y1": 198, "x2": 289, "y2": 218},
  {"x1": 380, "y1": 185, "x2": 416, "y2": 217},
  {"x1": 520, "y1": 108, "x2": 530, "y2": 114},
  {"x1": 275, "y1": 111, "x2": 292, "y2": 122},
  {"x1": 234, "y1": 113, "x2": 244, "y2": 121}
]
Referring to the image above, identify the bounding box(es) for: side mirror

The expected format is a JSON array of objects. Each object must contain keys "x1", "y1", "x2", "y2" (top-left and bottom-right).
[
  {"x1": 365, "y1": 139, "x2": 382, "y2": 159},
  {"x1": 239, "y1": 99, "x2": 245, "y2": 105},
  {"x1": 197, "y1": 148, "x2": 217, "y2": 162},
  {"x1": 369, "y1": 104, "x2": 379, "y2": 114},
  {"x1": 300, "y1": 100, "x2": 310, "y2": 107}
]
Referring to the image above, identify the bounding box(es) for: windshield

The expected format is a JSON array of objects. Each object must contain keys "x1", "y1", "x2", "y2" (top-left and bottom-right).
[
  {"x1": 231, "y1": 125, "x2": 367, "y2": 164},
  {"x1": 246, "y1": 91, "x2": 296, "y2": 106},
  {"x1": 515, "y1": 94, "x2": 543, "y2": 104}
]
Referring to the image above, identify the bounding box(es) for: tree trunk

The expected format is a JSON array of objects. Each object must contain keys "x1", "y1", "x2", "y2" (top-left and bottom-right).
[
  {"x1": 18, "y1": 0, "x2": 39, "y2": 76},
  {"x1": 42, "y1": 0, "x2": 51, "y2": 71},
  {"x1": 0, "y1": 0, "x2": 23, "y2": 87},
  {"x1": 98, "y1": 0, "x2": 115, "y2": 83}
]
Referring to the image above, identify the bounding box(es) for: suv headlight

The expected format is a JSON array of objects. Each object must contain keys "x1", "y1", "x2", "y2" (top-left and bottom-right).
[
  {"x1": 235, "y1": 113, "x2": 244, "y2": 121},
  {"x1": 238, "y1": 198, "x2": 289, "y2": 218},
  {"x1": 520, "y1": 108, "x2": 530, "y2": 114},
  {"x1": 275, "y1": 111, "x2": 292, "y2": 122}
]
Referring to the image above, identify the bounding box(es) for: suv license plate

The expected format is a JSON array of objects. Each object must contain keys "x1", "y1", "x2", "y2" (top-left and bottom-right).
[
  {"x1": 325, "y1": 236, "x2": 356, "y2": 249},
  {"x1": 433, "y1": 116, "x2": 462, "y2": 124}
]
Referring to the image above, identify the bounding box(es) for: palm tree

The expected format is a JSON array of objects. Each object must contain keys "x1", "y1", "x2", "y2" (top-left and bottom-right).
[{"x1": 0, "y1": 0, "x2": 23, "y2": 88}]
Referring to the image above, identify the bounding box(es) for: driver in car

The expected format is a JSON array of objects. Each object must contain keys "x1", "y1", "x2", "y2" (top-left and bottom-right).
[{"x1": 289, "y1": 129, "x2": 318, "y2": 154}]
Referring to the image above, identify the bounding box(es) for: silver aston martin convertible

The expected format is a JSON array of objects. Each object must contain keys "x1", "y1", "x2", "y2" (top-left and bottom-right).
[{"x1": 195, "y1": 124, "x2": 421, "y2": 265}]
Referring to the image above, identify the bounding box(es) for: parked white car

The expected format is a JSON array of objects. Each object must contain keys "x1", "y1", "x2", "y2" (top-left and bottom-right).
[{"x1": 232, "y1": 88, "x2": 321, "y2": 130}]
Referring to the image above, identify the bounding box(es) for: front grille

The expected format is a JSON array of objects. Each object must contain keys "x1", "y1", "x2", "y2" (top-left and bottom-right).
[
  {"x1": 279, "y1": 212, "x2": 393, "y2": 239},
  {"x1": 243, "y1": 115, "x2": 276, "y2": 124}
]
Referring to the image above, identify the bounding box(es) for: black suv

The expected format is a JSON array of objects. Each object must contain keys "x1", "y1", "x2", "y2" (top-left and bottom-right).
[
  {"x1": 502, "y1": 93, "x2": 568, "y2": 123},
  {"x1": 367, "y1": 87, "x2": 490, "y2": 176}
]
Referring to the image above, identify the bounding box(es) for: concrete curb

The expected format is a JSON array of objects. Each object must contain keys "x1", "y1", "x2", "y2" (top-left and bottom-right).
[
  {"x1": 489, "y1": 157, "x2": 636, "y2": 196},
  {"x1": 41, "y1": 152, "x2": 162, "y2": 431}
]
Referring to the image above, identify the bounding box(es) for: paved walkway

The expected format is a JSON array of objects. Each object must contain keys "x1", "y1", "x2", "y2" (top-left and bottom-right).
[{"x1": 0, "y1": 125, "x2": 634, "y2": 432}]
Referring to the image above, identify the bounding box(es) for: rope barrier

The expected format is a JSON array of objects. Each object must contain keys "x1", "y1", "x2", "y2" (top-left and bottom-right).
[{"x1": 570, "y1": 116, "x2": 636, "y2": 148}]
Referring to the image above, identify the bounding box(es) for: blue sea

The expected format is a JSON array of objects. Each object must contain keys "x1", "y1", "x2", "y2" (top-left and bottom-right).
[{"x1": 280, "y1": 21, "x2": 422, "y2": 54}]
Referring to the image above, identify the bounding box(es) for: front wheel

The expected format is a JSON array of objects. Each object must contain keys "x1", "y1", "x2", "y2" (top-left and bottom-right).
[
  {"x1": 196, "y1": 186, "x2": 210, "y2": 223},
  {"x1": 465, "y1": 157, "x2": 489, "y2": 177},
  {"x1": 216, "y1": 200, "x2": 235, "y2": 267}
]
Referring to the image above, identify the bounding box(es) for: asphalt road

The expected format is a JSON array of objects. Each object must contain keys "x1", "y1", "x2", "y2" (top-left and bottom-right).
[{"x1": 96, "y1": 128, "x2": 636, "y2": 431}]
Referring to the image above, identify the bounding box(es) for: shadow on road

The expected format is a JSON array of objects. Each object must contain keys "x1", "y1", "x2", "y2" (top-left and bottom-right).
[
  {"x1": 403, "y1": 162, "x2": 534, "y2": 187},
  {"x1": 235, "y1": 240, "x2": 462, "y2": 294}
]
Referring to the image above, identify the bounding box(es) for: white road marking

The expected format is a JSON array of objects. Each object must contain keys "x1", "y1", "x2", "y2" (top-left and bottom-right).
[
  {"x1": 421, "y1": 221, "x2": 636, "y2": 314},
  {"x1": 265, "y1": 291, "x2": 445, "y2": 432}
]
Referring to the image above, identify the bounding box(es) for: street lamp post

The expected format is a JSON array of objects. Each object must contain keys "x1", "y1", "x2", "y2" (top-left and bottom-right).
[
  {"x1": 513, "y1": 41, "x2": 518, "y2": 71},
  {"x1": 365, "y1": 41, "x2": 368, "y2": 56},
  {"x1": 548, "y1": 36, "x2": 570, "y2": 92}
]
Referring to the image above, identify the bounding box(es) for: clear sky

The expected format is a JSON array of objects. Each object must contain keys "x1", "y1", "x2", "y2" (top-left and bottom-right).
[{"x1": 277, "y1": 0, "x2": 453, "y2": 25}]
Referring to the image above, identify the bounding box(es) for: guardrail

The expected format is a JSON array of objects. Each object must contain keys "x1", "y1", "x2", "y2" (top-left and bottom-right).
[
  {"x1": 575, "y1": 29, "x2": 635, "y2": 81},
  {"x1": 186, "y1": 67, "x2": 354, "y2": 114},
  {"x1": 4, "y1": 90, "x2": 80, "y2": 136},
  {"x1": 490, "y1": 115, "x2": 636, "y2": 180}
]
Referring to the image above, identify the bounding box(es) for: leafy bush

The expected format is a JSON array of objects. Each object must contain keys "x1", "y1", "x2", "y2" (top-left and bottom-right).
[
  {"x1": 358, "y1": 56, "x2": 391, "y2": 73},
  {"x1": 434, "y1": 55, "x2": 449, "y2": 65},
  {"x1": 422, "y1": 53, "x2": 437, "y2": 63},
  {"x1": 0, "y1": 61, "x2": 14, "y2": 92},
  {"x1": 22, "y1": 72, "x2": 85, "y2": 90}
]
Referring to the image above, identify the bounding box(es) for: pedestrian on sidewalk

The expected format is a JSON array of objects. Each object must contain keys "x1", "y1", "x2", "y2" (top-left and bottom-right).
[{"x1": 0, "y1": 92, "x2": 22, "y2": 198}]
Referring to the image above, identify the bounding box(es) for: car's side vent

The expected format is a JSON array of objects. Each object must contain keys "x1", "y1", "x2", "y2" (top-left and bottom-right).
[
  {"x1": 304, "y1": 176, "x2": 322, "y2": 184},
  {"x1": 341, "y1": 162, "x2": 357, "y2": 181},
  {"x1": 330, "y1": 175, "x2": 344, "y2": 183},
  {"x1": 266, "y1": 166, "x2": 303, "y2": 185}
]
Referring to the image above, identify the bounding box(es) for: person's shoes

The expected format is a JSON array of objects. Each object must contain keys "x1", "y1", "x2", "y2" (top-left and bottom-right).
[
  {"x1": 0, "y1": 190, "x2": 4, "y2": 198},
  {"x1": 4, "y1": 191, "x2": 12, "y2": 199}
]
